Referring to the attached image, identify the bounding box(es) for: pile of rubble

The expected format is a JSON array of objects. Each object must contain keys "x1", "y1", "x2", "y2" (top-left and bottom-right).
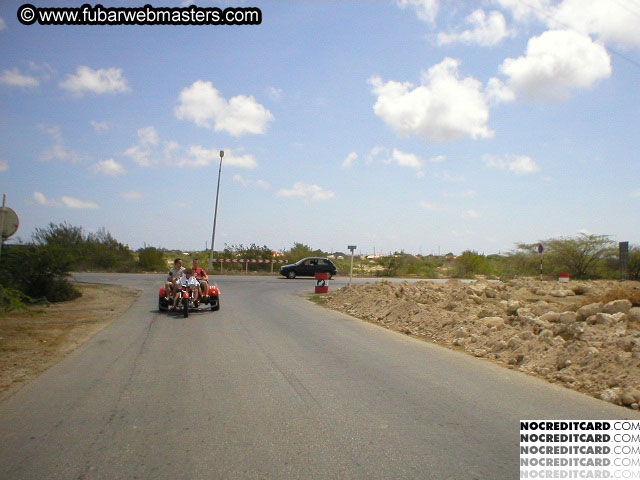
[{"x1": 323, "y1": 278, "x2": 640, "y2": 409}]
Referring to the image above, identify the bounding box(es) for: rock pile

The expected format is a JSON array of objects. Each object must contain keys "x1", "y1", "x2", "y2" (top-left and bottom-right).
[{"x1": 323, "y1": 278, "x2": 640, "y2": 409}]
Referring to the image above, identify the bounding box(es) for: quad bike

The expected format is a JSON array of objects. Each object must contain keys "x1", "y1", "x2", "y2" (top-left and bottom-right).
[{"x1": 158, "y1": 283, "x2": 220, "y2": 316}]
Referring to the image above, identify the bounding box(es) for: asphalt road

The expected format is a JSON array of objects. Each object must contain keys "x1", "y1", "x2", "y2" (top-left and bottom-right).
[{"x1": 1, "y1": 273, "x2": 638, "y2": 479}]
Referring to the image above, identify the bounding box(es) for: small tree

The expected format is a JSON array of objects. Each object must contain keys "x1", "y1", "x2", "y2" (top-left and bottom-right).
[
  {"x1": 628, "y1": 245, "x2": 640, "y2": 280},
  {"x1": 452, "y1": 251, "x2": 494, "y2": 278},
  {"x1": 540, "y1": 234, "x2": 615, "y2": 279}
]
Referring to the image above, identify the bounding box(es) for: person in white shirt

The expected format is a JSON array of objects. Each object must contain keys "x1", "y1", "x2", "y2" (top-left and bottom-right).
[
  {"x1": 166, "y1": 258, "x2": 185, "y2": 301},
  {"x1": 171, "y1": 268, "x2": 200, "y2": 310}
]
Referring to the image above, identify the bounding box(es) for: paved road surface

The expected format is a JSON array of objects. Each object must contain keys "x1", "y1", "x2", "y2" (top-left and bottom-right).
[{"x1": 1, "y1": 274, "x2": 638, "y2": 479}]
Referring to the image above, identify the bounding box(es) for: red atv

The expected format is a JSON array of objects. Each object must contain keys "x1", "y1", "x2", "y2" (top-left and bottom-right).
[{"x1": 158, "y1": 283, "x2": 220, "y2": 316}]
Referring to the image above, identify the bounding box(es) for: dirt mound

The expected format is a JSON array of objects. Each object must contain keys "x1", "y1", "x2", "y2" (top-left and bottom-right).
[{"x1": 322, "y1": 278, "x2": 640, "y2": 409}]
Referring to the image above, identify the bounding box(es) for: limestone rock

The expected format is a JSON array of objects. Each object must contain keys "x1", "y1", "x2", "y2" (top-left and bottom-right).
[
  {"x1": 576, "y1": 303, "x2": 603, "y2": 321},
  {"x1": 603, "y1": 299, "x2": 632, "y2": 315}
]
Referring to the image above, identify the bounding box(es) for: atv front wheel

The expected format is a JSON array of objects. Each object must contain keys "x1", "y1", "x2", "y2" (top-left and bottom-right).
[{"x1": 182, "y1": 297, "x2": 189, "y2": 317}]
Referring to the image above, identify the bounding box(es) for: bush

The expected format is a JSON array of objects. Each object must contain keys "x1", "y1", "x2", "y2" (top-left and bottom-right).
[
  {"x1": 137, "y1": 247, "x2": 168, "y2": 272},
  {"x1": 0, "y1": 244, "x2": 80, "y2": 303},
  {"x1": 452, "y1": 251, "x2": 494, "y2": 278},
  {"x1": 0, "y1": 285, "x2": 31, "y2": 314}
]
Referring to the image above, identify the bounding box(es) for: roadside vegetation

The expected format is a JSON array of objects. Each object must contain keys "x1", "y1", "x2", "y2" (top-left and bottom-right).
[{"x1": 1, "y1": 222, "x2": 636, "y2": 308}]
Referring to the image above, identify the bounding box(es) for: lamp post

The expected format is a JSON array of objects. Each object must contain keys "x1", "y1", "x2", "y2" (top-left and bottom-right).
[{"x1": 208, "y1": 150, "x2": 224, "y2": 268}]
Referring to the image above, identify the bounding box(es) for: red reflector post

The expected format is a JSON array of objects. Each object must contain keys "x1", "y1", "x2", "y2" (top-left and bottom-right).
[{"x1": 315, "y1": 272, "x2": 329, "y2": 294}]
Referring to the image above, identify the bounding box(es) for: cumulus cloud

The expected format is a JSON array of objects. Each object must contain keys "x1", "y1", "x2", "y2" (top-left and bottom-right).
[
  {"x1": 366, "y1": 146, "x2": 388, "y2": 165},
  {"x1": 388, "y1": 148, "x2": 423, "y2": 169},
  {"x1": 266, "y1": 86, "x2": 283, "y2": 102},
  {"x1": 33, "y1": 192, "x2": 98, "y2": 209},
  {"x1": 232, "y1": 174, "x2": 269, "y2": 189},
  {"x1": 277, "y1": 182, "x2": 335, "y2": 201},
  {"x1": 395, "y1": 0, "x2": 439, "y2": 23},
  {"x1": 0, "y1": 159, "x2": 7, "y2": 172},
  {"x1": 90, "y1": 120, "x2": 110, "y2": 132},
  {"x1": 483, "y1": 154, "x2": 539, "y2": 174},
  {"x1": 500, "y1": 30, "x2": 611, "y2": 101},
  {"x1": 341, "y1": 152, "x2": 358, "y2": 168},
  {"x1": 182, "y1": 147, "x2": 257, "y2": 168},
  {"x1": 121, "y1": 191, "x2": 143, "y2": 201},
  {"x1": 496, "y1": 0, "x2": 640, "y2": 49},
  {"x1": 175, "y1": 80, "x2": 274, "y2": 137},
  {"x1": 369, "y1": 58, "x2": 493, "y2": 142},
  {"x1": 420, "y1": 201, "x2": 445, "y2": 211},
  {"x1": 91, "y1": 158, "x2": 125, "y2": 176},
  {"x1": 59, "y1": 66, "x2": 130, "y2": 96},
  {"x1": 0, "y1": 67, "x2": 39, "y2": 88},
  {"x1": 39, "y1": 124, "x2": 89, "y2": 163},
  {"x1": 438, "y1": 9, "x2": 515, "y2": 46},
  {"x1": 485, "y1": 77, "x2": 515, "y2": 104},
  {"x1": 124, "y1": 127, "x2": 257, "y2": 170}
]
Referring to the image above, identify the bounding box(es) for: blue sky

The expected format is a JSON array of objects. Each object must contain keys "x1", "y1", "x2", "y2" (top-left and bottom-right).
[{"x1": 1, "y1": 0, "x2": 639, "y2": 255}]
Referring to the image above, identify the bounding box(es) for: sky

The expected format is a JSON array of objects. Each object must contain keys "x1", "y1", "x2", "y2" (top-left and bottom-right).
[{"x1": 1, "y1": 0, "x2": 639, "y2": 256}]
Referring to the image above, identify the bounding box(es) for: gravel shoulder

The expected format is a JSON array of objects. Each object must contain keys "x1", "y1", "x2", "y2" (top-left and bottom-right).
[
  {"x1": 0, "y1": 283, "x2": 139, "y2": 402},
  {"x1": 319, "y1": 278, "x2": 640, "y2": 409}
]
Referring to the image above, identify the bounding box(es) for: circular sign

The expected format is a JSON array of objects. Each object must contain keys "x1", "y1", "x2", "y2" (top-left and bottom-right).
[{"x1": 0, "y1": 207, "x2": 19, "y2": 238}]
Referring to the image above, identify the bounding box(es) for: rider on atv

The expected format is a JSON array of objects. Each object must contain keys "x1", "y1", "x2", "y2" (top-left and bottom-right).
[{"x1": 171, "y1": 268, "x2": 200, "y2": 310}]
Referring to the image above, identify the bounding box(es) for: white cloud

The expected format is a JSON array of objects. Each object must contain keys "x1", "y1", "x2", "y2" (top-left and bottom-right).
[
  {"x1": 34, "y1": 192, "x2": 59, "y2": 207},
  {"x1": 444, "y1": 189, "x2": 476, "y2": 198},
  {"x1": 395, "y1": 0, "x2": 439, "y2": 23},
  {"x1": 369, "y1": 58, "x2": 493, "y2": 142},
  {"x1": 420, "y1": 201, "x2": 444, "y2": 211},
  {"x1": 0, "y1": 67, "x2": 39, "y2": 88},
  {"x1": 485, "y1": 77, "x2": 515, "y2": 104},
  {"x1": 91, "y1": 158, "x2": 125, "y2": 176},
  {"x1": 124, "y1": 126, "x2": 257, "y2": 169},
  {"x1": 429, "y1": 155, "x2": 446, "y2": 163},
  {"x1": 33, "y1": 192, "x2": 98, "y2": 209},
  {"x1": 0, "y1": 159, "x2": 7, "y2": 172},
  {"x1": 266, "y1": 86, "x2": 283, "y2": 101},
  {"x1": 180, "y1": 147, "x2": 256, "y2": 168},
  {"x1": 434, "y1": 170, "x2": 466, "y2": 182},
  {"x1": 631, "y1": 189, "x2": 640, "y2": 198},
  {"x1": 90, "y1": 120, "x2": 110, "y2": 132},
  {"x1": 39, "y1": 124, "x2": 88, "y2": 163},
  {"x1": 61, "y1": 196, "x2": 99, "y2": 209},
  {"x1": 496, "y1": 0, "x2": 640, "y2": 49},
  {"x1": 550, "y1": 0, "x2": 640, "y2": 50},
  {"x1": 277, "y1": 182, "x2": 335, "y2": 201},
  {"x1": 483, "y1": 154, "x2": 539, "y2": 174},
  {"x1": 233, "y1": 174, "x2": 269, "y2": 189},
  {"x1": 59, "y1": 66, "x2": 130, "y2": 96},
  {"x1": 366, "y1": 146, "x2": 388, "y2": 165},
  {"x1": 0, "y1": 16, "x2": 6, "y2": 31},
  {"x1": 121, "y1": 191, "x2": 143, "y2": 201},
  {"x1": 500, "y1": 30, "x2": 611, "y2": 102},
  {"x1": 123, "y1": 126, "x2": 162, "y2": 166},
  {"x1": 341, "y1": 152, "x2": 358, "y2": 168},
  {"x1": 389, "y1": 148, "x2": 423, "y2": 169},
  {"x1": 175, "y1": 80, "x2": 274, "y2": 137},
  {"x1": 438, "y1": 9, "x2": 515, "y2": 47},
  {"x1": 464, "y1": 209, "x2": 481, "y2": 218}
]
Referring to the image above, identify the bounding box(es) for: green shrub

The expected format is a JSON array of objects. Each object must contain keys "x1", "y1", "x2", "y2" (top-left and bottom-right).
[{"x1": 137, "y1": 247, "x2": 168, "y2": 272}]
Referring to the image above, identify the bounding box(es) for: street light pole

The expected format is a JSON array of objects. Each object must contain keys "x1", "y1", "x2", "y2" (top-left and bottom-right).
[{"x1": 208, "y1": 150, "x2": 224, "y2": 268}]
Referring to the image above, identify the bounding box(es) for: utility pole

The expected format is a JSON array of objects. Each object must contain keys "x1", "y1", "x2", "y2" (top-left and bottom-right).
[{"x1": 208, "y1": 150, "x2": 224, "y2": 268}]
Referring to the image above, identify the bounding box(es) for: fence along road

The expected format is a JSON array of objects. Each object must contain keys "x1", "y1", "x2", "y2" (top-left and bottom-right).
[{"x1": 0, "y1": 273, "x2": 637, "y2": 479}]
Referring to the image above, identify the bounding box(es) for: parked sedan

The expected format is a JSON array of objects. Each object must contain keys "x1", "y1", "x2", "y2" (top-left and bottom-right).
[{"x1": 280, "y1": 257, "x2": 337, "y2": 279}]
